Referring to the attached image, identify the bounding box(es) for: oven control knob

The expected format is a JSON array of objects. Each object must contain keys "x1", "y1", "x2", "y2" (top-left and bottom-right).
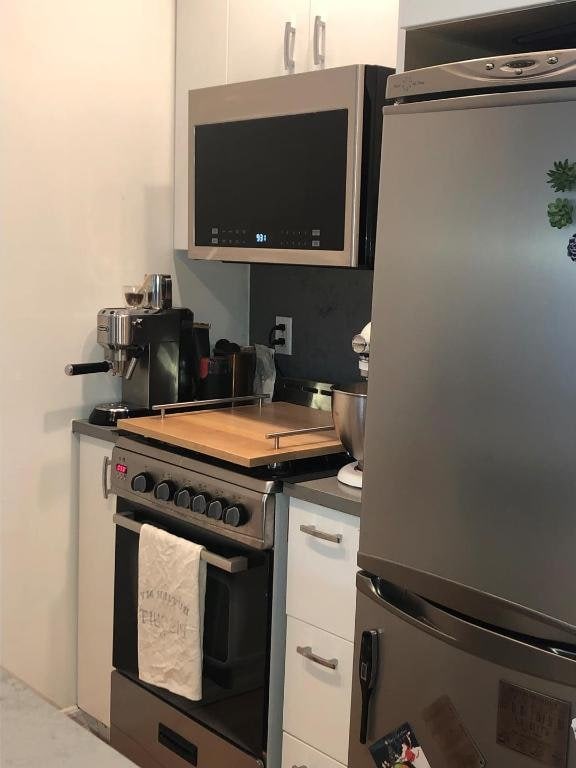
[
  {"x1": 154, "y1": 480, "x2": 175, "y2": 502},
  {"x1": 131, "y1": 472, "x2": 153, "y2": 493},
  {"x1": 191, "y1": 493, "x2": 209, "y2": 515},
  {"x1": 223, "y1": 504, "x2": 248, "y2": 527},
  {"x1": 207, "y1": 499, "x2": 225, "y2": 521},
  {"x1": 174, "y1": 487, "x2": 194, "y2": 508}
]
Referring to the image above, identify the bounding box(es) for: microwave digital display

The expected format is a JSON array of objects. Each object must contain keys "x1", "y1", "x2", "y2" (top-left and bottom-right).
[{"x1": 194, "y1": 109, "x2": 348, "y2": 251}]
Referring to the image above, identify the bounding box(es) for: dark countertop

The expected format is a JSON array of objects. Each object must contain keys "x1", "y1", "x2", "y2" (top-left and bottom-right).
[
  {"x1": 284, "y1": 475, "x2": 361, "y2": 517},
  {"x1": 72, "y1": 419, "x2": 118, "y2": 443}
]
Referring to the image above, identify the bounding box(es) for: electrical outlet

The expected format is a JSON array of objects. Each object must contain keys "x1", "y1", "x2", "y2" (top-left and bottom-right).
[{"x1": 275, "y1": 316, "x2": 293, "y2": 356}]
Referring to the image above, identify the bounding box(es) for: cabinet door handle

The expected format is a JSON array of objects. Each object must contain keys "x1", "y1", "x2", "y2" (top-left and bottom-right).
[
  {"x1": 292, "y1": 765, "x2": 308, "y2": 768},
  {"x1": 284, "y1": 21, "x2": 296, "y2": 72},
  {"x1": 299, "y1": 523, "x2": 342, "y2": 544},
  {"x1": 313, "y1": 15, "x2": 326, "y2": 67},
  {"x1": 297, "y1": 645, "x2": 338, "y2": 670},
  {"x1": 101, "y1": 455, "x2": 112, "y2": 499}
]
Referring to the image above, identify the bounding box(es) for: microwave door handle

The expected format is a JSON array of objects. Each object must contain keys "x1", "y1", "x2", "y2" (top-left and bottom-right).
[
  {"x1": 313, "y1": 15, "x2": 326, "y2": 67},
  {"x1": 284, "y1": 21, "x2": 296, "y2": 72}
]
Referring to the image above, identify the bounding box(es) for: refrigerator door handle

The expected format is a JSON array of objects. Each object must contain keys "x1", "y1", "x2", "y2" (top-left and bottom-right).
[
  {"x1": 359, "y1": 629, "x2": 379, "y2": 744},
  {"x1": 356, "y1": 572, "x2": 576, "y2": 688}
]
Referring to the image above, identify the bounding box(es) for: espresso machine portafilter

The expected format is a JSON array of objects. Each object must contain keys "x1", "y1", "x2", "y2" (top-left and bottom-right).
[{"x1": 65, "y1": 275, "x2": 197, "y2": 425}]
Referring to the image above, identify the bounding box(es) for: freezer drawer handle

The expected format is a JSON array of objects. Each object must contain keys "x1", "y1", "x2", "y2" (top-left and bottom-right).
[
  {"x1": 297, "y1": 645, "x2": 338, "y2": 670},
  {"x1": 299, "y1": 524, "x2": 342, "y2": 544}
]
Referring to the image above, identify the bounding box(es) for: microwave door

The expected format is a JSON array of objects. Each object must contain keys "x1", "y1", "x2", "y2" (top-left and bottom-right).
[{"x1": 188, "y1": 66, "x2": 368, "y2": 267}]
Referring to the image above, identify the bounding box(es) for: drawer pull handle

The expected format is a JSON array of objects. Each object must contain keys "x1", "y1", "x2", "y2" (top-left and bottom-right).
[
  {"x1": 299, "y1": 524, "x2": 342, "y2": 544},
  {"x1": 297, "y1": 645, "x2": 338, "y2": 670},
  {"x1": 293, "y1": 765, "x2": 308, "y2": 768}
]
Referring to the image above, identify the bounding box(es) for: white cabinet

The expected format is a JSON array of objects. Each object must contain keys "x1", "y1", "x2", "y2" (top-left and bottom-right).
[
  {"x1": 283, "y1": 617, "x2": 354, "y2": 765},
  {"x1": 282, "y1": 496, "x2": 359, "y2": 768},
  {"x1": 176, "y1": 0, "x2": 398, "y2": 249},
  {"x1": 174, "y1": 0, "x2": 228, "y2": 249},
  {"x1": 282, "y1": 733, "x2": 344, "y2": 768},
  {"x1": 227, "y1": 0, "x2": 398, "y2": 84},
  {"x1": 77, "y1": 435, "x2": 115, "y2": 728},
  {"x1": 287, "y1": 498, "x2": 359, "y2": 642},
  {"x1": 227, "y1": 0, "x2": 311, "y2": 83},
  {"x1": 309, "y1": 0, "x2": 398, "y2": 69},
  {"x1": 400, "y1": 0, "x2": 553, "y2": 28}
]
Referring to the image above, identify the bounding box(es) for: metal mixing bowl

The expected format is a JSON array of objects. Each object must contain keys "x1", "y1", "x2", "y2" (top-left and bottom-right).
[{"x1": 331, "y1": 382, "x2": 368, "y2": 469}]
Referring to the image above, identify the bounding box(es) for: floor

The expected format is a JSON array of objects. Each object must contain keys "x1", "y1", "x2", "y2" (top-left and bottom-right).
[{"x1": 0, "y1": 669, "x2": 134, "y2": 767}]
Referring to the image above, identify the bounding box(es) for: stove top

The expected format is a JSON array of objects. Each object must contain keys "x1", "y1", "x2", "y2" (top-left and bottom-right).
[
  {"x1": 116, "y1": 430, "x2": 347, "y2": 483},
  {"x1": 112, "y1": 434, "x2": 347, "y2": 550}
]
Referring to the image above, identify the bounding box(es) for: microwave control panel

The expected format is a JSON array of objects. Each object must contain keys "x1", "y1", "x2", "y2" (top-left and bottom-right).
[{"x1": 206, "y1": 226, "x2": 323, "y2": 250}]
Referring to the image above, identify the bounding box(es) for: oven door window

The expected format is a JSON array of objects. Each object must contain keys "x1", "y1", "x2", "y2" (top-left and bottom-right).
[
  {"x1": 113, "y1": 521, "x2": 271, "y2": 758},
  {"x1": 194, "y1": 109, "x2": 348, "y2": 251}
]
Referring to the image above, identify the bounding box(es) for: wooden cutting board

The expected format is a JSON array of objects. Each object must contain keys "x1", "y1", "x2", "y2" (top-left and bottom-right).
[{"x1": 117, "y1": 402, "x2": 343, "y2": 467}]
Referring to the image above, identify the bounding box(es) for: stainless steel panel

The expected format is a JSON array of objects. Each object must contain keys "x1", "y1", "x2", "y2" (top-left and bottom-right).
[
  {"x1": 387, "y1": 48, "x2": 576, "y2": 99},
  {"x1": 188, "y1": 66, "x2": 364, "y2": 267},
  {"x1": 362, "y1": 94, "x2": 576, "y2": 626},
  {"x1": 111, "y1": 444, "x2": 276, "y2": 549},
  {"x1": 111, "y1": 671, "x2": 264, "y2": 768},
  {"x1": 348, "y1": 574, "x2": 576, "y2": 768}
]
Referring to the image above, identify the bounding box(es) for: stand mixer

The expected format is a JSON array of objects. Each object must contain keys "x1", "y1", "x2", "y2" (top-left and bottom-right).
[
  {"x1": 331, "y1": 322, "x2": 370, "y2": 488},
  {"x1": 65, "y1": 275, "x2": 197, "y2": 425}
]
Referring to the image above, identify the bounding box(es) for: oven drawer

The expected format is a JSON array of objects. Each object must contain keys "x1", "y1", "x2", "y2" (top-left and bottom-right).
[
  {"x1": 282, "y1": 617, "x2": 354, "y2": 764},
  {"x1": 287, "y1": 499, "x2": 359, "y2": 641},
  {"x1": 111, "y1": 671, "x2": 263, "y2": 768},
  {"x1": 282, "y1": 733, "x2": 346, "y2": 768}
]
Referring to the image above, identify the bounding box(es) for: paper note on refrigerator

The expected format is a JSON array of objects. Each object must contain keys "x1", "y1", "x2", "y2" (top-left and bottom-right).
[{"x1": 369, "y1": 722, "x2": 431, "y2": 768}]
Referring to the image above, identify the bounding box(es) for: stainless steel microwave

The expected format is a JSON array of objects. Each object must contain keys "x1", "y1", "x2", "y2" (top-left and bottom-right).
[{"x1": 188, "y1": 65, "x2": 393, "y2": 268}]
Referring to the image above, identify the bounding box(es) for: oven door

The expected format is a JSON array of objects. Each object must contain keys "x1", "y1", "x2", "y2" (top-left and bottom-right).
[{"x1": 111, "y1": 504, "x2": 271, "y2": 767}]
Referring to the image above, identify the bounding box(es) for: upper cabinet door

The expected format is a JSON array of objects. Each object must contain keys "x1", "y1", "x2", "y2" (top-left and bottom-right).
[
  {"x1": 227, "y1": 0, "x2": 311, "y2": 84},
  {"x1": 399, "y1": 0, "x2": 544, "y2": 28},
  {"x1": 174, "y1": 0, "x2": 228, "y2": 250},
  {"x1": 308, "y1": 0, "x2": 398, "y2": 70}
]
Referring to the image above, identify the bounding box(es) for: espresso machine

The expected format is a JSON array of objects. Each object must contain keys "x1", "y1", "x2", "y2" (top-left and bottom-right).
[{"x1": 65, "y1": 275, "x2": 197, "y2": 425}]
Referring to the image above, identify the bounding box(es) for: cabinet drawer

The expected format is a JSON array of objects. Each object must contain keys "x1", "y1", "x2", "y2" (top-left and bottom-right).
[
  {"x1": 287, "y1": 498, "x2": 359, "y2": 641},
  {"x1": 282, "y1": 732, "x2": 345, "y2": 768},
  {"x1": 283, "y1": 617, "x2": 353, "y2": 764}
]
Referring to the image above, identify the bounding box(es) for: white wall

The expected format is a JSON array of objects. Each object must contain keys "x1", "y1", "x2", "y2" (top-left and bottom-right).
[{"x1": 0, "y1": 0, "x2": 248, "y2": 708}]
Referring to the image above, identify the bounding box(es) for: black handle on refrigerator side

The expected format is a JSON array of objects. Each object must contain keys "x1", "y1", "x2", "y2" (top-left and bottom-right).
[
  {"x1": 359, "y1": 629, "x2": 379, "y2": 744},
  {"x1": 64, "y1": 361, "x2": 112, "y2": 376}
]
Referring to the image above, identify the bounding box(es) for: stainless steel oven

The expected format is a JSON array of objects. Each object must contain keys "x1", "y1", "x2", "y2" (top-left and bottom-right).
[
  {"x1": 109, "y1": 437, "x2": 285, "y2": 768},
  {"x1": 188, "y1": 65, "x2": 393, "y2": 268}
]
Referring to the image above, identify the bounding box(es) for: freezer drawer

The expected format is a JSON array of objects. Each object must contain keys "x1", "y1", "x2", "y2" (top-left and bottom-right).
[{"x1": 349, "y1": 572, "x2": 576, "y2": 768}]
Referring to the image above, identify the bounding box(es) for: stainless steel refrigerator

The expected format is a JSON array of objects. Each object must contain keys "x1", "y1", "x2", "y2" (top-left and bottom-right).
[{"x1": 349, "y1": 50, "x2": 576, "y2": 768}]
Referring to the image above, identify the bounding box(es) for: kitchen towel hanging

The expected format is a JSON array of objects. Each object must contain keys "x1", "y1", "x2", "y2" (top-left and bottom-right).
[{"x1": 138, "y1": 524, "x2": 206, "y2": 700}]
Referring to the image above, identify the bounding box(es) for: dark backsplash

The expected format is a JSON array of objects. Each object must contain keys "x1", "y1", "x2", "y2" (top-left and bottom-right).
[{"x1": 249, "y1": 264, "x2": 373, "y2": 384}]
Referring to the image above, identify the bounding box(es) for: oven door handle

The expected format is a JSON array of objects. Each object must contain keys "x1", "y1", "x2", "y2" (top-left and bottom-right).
[{"x1": 113, "y1": 514, "x2": 249, "y2": 573}]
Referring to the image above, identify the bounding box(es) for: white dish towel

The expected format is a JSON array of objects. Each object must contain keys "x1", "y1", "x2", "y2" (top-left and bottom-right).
[{"x1": 138, "y1": 524, "x2": 206, "y2": 700}]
